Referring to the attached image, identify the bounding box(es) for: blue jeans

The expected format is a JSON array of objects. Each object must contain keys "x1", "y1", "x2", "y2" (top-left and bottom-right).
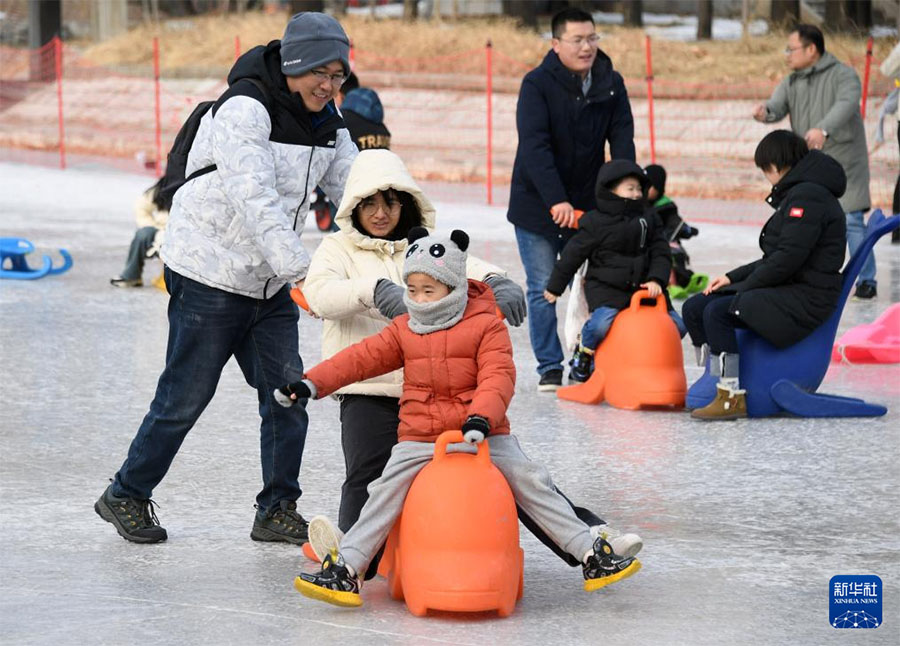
[
  {"x1": 847, "y1": 210, "x2": 876, "y2": 286},
  {"x1": 111, "y1": 267, "x2": 308, "y2": 513},
  {"x1": 514, "y1": 226, "x2": 568, "y2": 375},
  {"x1": 581, "y1": 305, "x2": 687, "y2": 350}
]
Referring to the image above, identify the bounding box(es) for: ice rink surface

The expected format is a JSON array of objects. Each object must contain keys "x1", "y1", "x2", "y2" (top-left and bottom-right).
[{"x1": 1, "y1": 162, "x2": 898, "y2": 645}]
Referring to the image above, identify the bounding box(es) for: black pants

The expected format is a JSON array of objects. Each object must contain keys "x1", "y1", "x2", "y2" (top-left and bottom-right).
[
  {"x1": 339, "y1": 394, "x2": 604, "y2": 578},
  {"x1": 682, "y1": 291, "x2": 748, "y2": 355}
]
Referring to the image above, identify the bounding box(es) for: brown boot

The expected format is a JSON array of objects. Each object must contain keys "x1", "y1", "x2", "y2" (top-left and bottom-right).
[{"x1": 691, "y1": 383, "x2": 747, "y2": 420}]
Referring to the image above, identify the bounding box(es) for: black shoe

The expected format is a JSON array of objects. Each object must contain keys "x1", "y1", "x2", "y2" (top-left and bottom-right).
[
  {"x1": 250, "y1": 500, "x2": 309, "y2": 544},
  {"x1": 854, "y1": 282, "x2": 877, "y2": 300},
  {"x1": 568, "y1": 346, "x2": 594, "y2": 383},
  {"x1": 94, "y1": 485, "x2": 167, "y2": 543},
  {"x1": 294, "y1": 552, "x2": 362, "y2": 607},
  {"x1": 537, "y1": 368, "x2": 563, "y2": 392},
  {"x1": 582, "y1": 536, "x2": 641, "y2": 592},
  {"x1": 110, "y1": 276, "x2": 143, "y2": 288}
]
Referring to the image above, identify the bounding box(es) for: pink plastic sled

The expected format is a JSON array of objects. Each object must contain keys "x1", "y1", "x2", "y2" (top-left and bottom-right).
[{"x1": 831, "y1": 303, "x2": 900, "y2": 364}]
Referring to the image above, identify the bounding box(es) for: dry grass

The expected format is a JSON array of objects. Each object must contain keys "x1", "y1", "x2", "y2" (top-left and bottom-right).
[{"x1": 73, "y1": 10, "x2": 895, "y2": 86}]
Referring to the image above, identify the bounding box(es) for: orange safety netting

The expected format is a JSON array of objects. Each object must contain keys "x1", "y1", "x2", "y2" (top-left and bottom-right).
[{"x1": 0, "y1": 38, "x2": 895, "y2": 209}]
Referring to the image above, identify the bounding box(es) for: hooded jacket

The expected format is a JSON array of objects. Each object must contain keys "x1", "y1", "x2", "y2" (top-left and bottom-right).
[
  {"x1": 545, "y1": 161, "x2": 671, "y2": 312},
  {"x1": 302, "y1": 149, "x2": 504, "y2": 397},
  {"x1": 764, "y1": 51, "x2": 869, "y2": 213},
  {"x1": 725, "y1": 150, "x2": 847, "y2": 348},
  {"x1": 305, "y1": 280, "x2": 515, "y2": 442},
  {"x1": 161, "y1": 41, "x2": 358, "y2": 299},
  {"x1": 507, "y1": 49, "x2": 635, "y2": 239}
]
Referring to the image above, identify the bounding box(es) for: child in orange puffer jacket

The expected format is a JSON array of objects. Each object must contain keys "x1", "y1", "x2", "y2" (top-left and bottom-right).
[{"x1": 275, "y1": 227, "x2": 642, "y2": 608}]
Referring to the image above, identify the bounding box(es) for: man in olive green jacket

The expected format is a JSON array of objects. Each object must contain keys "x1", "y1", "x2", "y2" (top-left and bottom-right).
[{"x1": 753, "y1": 24, "x2": 875, "y2": 299}]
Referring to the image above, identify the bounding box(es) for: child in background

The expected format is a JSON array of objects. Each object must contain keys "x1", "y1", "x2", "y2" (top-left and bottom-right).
[
  {"x1": 644, "y1": 164, "x2": 705, "y2": 294},
  {"x1": 109, "y1": 177, "x2": 170, "y2": 288},
  {"x1": 276, "y1": 227, "x2": 642, "y2": 608},
  {"x1": 544, "y1": 160, "x2": 686, "y2": 383}
]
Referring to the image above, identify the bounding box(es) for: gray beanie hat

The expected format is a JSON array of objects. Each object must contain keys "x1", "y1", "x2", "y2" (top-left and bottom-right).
[
  {"x1": 402, "y1": 227, "x2": 469, "y2": 292},
  {"x1": 402, "y1": 227, "x2": 470, "y2": 334},
  {"x1": 280, "y1": 12, "x2": 350, "y2": 78}
]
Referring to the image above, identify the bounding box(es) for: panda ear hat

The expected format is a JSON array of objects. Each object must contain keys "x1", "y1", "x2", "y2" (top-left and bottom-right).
[{"x1": 402, "y1": 228, "x2": 470, "y2": 293}]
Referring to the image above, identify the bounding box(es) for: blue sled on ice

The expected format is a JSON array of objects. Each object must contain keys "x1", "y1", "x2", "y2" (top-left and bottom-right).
[{"x1": 0, "y1": 237, "x2": 73, "y2": 280}]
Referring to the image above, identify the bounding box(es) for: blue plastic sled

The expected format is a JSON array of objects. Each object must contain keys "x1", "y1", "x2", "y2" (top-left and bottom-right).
[
  {"x1": 686, "y1": 209, "x2": 897, "y2": 418},
  {"x1": 0, "y1": 237, "x2": 73, "y2": 280}
]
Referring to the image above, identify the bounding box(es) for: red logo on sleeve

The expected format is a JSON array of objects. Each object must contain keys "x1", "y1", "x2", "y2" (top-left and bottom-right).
[{"x1": 789, "y1": 207, "x2": 804, "y2": 218}]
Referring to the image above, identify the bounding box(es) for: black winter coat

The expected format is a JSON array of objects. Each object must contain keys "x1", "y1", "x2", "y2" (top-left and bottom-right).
[
  {"x1": 342, "y1": 109, "x2": 391, "y2": 151},
  {"x1": 545, "y1": 192, "x2": 672, "y2": 311},
  {"x1": 724, "y1": 150, "x2": 847, "y2": 348},
  {"x1": 507, "y1": 49, "x2": 635, "y2": 239}
]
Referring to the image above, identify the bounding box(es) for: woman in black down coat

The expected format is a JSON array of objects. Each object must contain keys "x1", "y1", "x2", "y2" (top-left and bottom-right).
[{"x1": 683, "y1": 130, "x2": 847, "y2": 420}]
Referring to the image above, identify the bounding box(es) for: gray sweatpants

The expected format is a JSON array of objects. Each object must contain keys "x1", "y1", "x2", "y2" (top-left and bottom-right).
[{"x1": 339, "y1": 434, "x2": 595, "y2": 575}]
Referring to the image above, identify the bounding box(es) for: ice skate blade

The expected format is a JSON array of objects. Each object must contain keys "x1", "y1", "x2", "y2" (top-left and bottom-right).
[
  {"x1": 294, "y1": 576, "x2": 362, "y2": 607},
  {"x1": 584, "y1": 559, "x2": 642, "y2": 592}
]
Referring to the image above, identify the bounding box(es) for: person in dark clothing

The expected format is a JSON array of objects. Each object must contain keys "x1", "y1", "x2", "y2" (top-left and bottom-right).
[
  {"x1": 544, "y1": 160, "x2": 686, "y2": 382},
  {"x1": 643, "y1": 164, "x2": 704, "y2": 292},
  {"x1": 507, "y1": 7, "x2": 635, "y2": 392},
  {"x1": 685, "y1": 130, "x2": 846, "y2": 420},
  {"x1": 341, "y1": 87, "x2": 391, "y2": 151}
]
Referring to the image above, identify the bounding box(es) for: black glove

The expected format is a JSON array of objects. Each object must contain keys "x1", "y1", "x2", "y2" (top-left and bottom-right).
[
  {"x1": 484, "y1": 275, "x2": 526, "y2": 327},
  {"x1": 273, "y1": 379, "x2": 313, "y2": 407},
  {"x1": 461, "y1": 415, "x2": 490, "y2": 444},
  {"x1": 678, "y1": 223, "x2": 699, "y2": 239},
  {"x1": 374, "y1": 278, "x2": 408, "y2": 319}
]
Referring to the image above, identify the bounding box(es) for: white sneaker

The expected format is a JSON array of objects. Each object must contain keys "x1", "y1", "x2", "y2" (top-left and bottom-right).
[
  {"x1": 308, "y1": 515, "x2": 344, "y2": 561},
  {"x1": 591, "y1": 524, "x2": 643, "y2": 559}
]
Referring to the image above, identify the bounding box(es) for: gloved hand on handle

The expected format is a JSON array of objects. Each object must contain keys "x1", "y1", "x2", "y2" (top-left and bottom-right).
[
  {"x1": 273, "y1": 379, "x2": 316, "y2": 407},
  {"x1": 461, "y1": 415, "x2": 490, "y2": 444}
]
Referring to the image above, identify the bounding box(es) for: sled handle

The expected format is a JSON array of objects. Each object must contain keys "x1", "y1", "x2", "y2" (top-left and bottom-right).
[
  {"x1": 628, "y1": 289, "x2": 668, "y2": 314},
  {"x1": 548, "y1": 209, "x2": 585, "y2": 230},
  {"x1": 434, "y1": 430, "x2": 491, "y2": 465}
]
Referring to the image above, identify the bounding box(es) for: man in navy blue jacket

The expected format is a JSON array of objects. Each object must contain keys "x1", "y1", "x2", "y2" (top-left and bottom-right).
[{"x1": 508, "y1": 7, "x2": 635, "y2": 391}]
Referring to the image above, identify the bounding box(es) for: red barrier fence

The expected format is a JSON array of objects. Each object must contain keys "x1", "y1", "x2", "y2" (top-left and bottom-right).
[{"x1": 0, "y1": 35, "x2": 894, "y2": 208}]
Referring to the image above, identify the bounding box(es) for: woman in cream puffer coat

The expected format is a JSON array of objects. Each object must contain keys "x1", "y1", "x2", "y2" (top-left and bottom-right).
[{"x1": 304, "y1": 149, "x2": 607, "y2": 580}]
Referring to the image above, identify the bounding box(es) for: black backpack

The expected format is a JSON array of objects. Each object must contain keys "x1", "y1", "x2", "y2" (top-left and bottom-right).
[{"x1": 158, "y1": 78, "x2": 271, "y2": 206}]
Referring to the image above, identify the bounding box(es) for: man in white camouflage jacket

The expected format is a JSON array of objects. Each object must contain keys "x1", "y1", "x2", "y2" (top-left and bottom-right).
[{"x1": 95, "y1": 12, "x2": 358, "y2": 545}]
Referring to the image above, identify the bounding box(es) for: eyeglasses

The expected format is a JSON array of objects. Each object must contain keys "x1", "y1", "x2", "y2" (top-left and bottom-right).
[
  {"x1": 784, "y1": 45, "x2": 806, "y2": 54},
  {"x1": 359, "y1": 196, "x2": 401, "y2": 217},
  {"x1": 309, "y1": 69, "x2": 347, "y2": 86},
  {"x1": 558, "y1": 34, "x2": 600, "y2": 47}
]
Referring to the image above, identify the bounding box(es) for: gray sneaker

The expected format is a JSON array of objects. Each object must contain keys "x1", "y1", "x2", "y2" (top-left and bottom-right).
[
  {"x1": 591, "y1": 524, "x2": 643, "y2": 559},
  {"x1": 250, "y1": 500, "x2": 309, "y2": 544},
  {"x1": 308, "y1": 515, "x2": 344, "y2": 561},
  {"x1": 110, "y1": 276, "x2": 143, "y2": 288},
  {"x1": 94, "y1": 485, "x2": 167, "y2": 543}
]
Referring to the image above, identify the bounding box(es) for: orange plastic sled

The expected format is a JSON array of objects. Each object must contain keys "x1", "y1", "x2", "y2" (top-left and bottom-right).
[
  {"x1": 557, "y1": 290, "x2": 686, "y2": 409},
  {"x1": 381, "y1": 430, "x2": 524, "y2": 617}
]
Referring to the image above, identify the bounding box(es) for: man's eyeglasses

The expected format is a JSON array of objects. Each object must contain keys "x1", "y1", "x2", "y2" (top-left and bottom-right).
[
  {"x1": 784, "y1": 45, "x2": 806, "y2": 54},
  {"x1": 359, "y1": 197, "x2": 401, "y2": 217},
  {"x1": 310, "y1": 69, "x2": 347, "y2": 86},
  {"x1": 558, "y1": 34, "x2": 601, "y2": 47}
]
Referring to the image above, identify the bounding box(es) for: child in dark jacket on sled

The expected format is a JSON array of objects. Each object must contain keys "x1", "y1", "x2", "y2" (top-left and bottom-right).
[
  {"x1": 544, "y1": 160, "x2": 687, "y2": 383},
  {"x1": 275, "y1": 227, "x2": 641, "y2": 608}
]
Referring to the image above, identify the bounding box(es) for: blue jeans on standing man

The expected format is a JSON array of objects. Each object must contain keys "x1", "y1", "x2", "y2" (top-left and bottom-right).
[
  {"x1": 846, "y1": 210, "x2": 876, "y2": 287},
  {"x1": 580, "y1": 305, "x2": 687, "y2": 351},
  {"x1": 514, "y1": 226, "x2": 568, "y2": 376},
  {"x1": 110, "y1": 267, "x2": 309, "y2": 513}
]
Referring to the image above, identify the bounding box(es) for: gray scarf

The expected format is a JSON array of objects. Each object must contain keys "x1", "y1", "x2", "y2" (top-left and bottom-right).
[{"x1": 404, "y1": 287, "x2": 468, "y2": 334}]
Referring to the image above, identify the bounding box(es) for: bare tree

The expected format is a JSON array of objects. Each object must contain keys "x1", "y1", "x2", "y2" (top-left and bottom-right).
[
  {"x1": 697, "y1": 0, "x2": 713, "y2": 40},
  {"x1": 770, "y1": 0, "x2": 800, "y2": 26},
  {"x1": 501, "y1": 1, "x2": 538, "y2": 30},
  {"x1": 623, "y1": 0, "x2": 642, "y2": 28},
  {"x1": 403, "y1": 0, "x2": 419, "y2": 21}
]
